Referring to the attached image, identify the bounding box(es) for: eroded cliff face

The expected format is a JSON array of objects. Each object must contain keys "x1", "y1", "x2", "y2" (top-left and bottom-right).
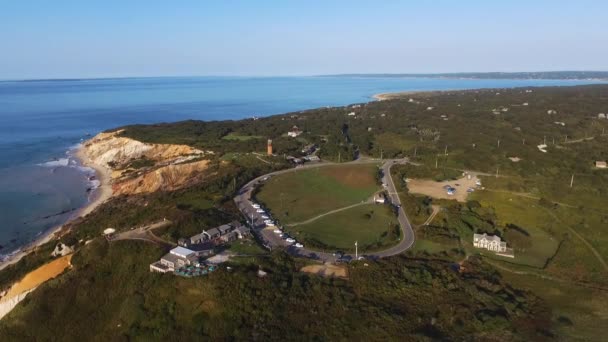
[
  {"x1": 112, "y1": 160, "x2": 212, "y2": 195},
  {"x1": 81, "y1": 130, "x2": 214, "y2": 196},
  {"x1": 83, "y1": 130, "x2": 207, "y2": 168}
]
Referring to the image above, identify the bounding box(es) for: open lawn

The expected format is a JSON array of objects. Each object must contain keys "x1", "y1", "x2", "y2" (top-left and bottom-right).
[
  {"x1": 256, "y1": 163, "x2": 380, "y2": 224},
  {"x1": 287, "y1": 204, "x2": 399, "y2": 252}
]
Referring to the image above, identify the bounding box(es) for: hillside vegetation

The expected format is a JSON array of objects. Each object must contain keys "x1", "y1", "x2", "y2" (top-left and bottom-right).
[{"x1": 1, "y1": 84, "x2": 608, "y2": 340}]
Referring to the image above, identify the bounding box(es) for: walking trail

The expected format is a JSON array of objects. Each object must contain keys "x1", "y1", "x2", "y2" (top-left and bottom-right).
[{"x1": 287, "y1": 199, "x2": 373, "y2": 227}]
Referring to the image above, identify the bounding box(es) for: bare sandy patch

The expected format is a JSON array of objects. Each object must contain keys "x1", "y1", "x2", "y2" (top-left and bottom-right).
[
  {"x1": 301, "y1": 263, "x2": 348, "y2": 278},
  {"x1": 320, "y1": 165, "x2": 377, "y2": 188},
  {"x1": 1, "y1": 254, "x2": 72, "y2": 302},
  {"x1": 407, "y1": 173, "x2": 481, "y2": 202}
]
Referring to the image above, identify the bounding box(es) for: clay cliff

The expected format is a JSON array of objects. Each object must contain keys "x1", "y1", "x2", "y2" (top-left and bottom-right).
[{"x1": 81, "y1": 130, "x2": 214, "y2": 196}]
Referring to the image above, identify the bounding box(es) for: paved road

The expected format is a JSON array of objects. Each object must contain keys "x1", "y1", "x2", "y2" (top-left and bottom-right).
[{"x1": 233, "y1": 158, "x2": 416, "y2": 262}]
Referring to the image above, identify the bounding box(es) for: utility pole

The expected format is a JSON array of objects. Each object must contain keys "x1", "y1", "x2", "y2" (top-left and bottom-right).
[
  {"x1": 414, "y1": 146, "x2": 417, "y2": 158},
  {"x1": 543, "y1": 136, "x2": 546, "y2": 145},
  {"x1": 380, "y1": 149, "x2": 383, "y2": 160},
  {"x1": 338, "y1": 151, "x2": 341, "y2": 163},
  {"x1": 496, "y1": 167, "x2": 499, "y2": 178},
  {"x1": 565, "y1": 135, "x2": 568, "y2": 143},
  {"x1": 522, "y1": 138, "x2": 525, "y2": 145},
  {"x1": 435, "y1": 157, "x2": 438, "y2": 169},
  {"x1": 444, "y1": 145, "x2": 448, "y2": 156},
  {"x1": 497, "y1": 139, "x2": 500, "y2": 148},
  {"x1": 552, "y1": 137, "x2": 555, "y2": 145},
  {"x1": 355, "y1": 241, "x2": 358, "y2": 260},
  {"x1": 570, "y1": 174, "x2": 574, "y2": 188}
]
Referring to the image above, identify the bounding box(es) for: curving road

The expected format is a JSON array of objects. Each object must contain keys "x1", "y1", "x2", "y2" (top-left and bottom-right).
[{"x1": 233, "y1": 158, "x2": 416, "y2": 262}]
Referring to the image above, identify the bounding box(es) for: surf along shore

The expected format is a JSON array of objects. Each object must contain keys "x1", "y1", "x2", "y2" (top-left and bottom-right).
[{"x1": 0, "y1": 145, "x2": 112, "y2": 271}]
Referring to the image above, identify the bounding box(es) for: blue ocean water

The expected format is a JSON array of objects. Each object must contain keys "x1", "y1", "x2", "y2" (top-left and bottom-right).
[{"x1": 0, "y1": 76, "x2": 603, "y2": 254}]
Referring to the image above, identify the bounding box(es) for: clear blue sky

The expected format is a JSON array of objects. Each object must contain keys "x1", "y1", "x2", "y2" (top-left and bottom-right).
[{"x1": 1, "y1": 0, "x2": 606, "y2": 79}]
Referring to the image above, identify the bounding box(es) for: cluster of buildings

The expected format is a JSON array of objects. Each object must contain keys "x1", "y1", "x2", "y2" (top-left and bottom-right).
[
  {"x1": 150, "y1": 221, "x2": 250, "y2": 274},
  {"x1": 473, "y1": 233, "x2": 514, "y2": 258}
]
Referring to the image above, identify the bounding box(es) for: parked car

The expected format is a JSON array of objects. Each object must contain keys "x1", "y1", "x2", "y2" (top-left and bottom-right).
[
  {"x1": 286, "y1": 238, "x2": 296, "y2": 243},
  {"x1": 252, "y1": 204, "x2": 261, "y2": 209},
  {"x1": 261, "y1": 215, "x2": 269, "y2": 219},
  {"x1": 295, "y1": 243, "x2": 304, "y2": 248},
  {"x1": 256, "y1": 209, "x2": 265, "y2": 213},
  {"x1": 273, "y1": 229, "x2": 282, "y2": 234},
  {"x1": 467, "y1": 187, "x2": 475, "y2": 193}
]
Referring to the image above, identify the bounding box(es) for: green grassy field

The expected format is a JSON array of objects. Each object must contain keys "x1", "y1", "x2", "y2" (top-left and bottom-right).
[
  {"x1": 256, "y1": 163, "x2": 380, "y2": 224},
  {"x1": 221, "y1": 132, "x2": 263, "y2": 141},
  {"x1": 287, "y1": 204, "x2": 399, "y2": 251}
]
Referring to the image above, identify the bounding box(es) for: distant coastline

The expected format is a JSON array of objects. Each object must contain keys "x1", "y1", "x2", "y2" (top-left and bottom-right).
[{"x1": 323, "y1": 71, "x2": 608, "y2": 81}]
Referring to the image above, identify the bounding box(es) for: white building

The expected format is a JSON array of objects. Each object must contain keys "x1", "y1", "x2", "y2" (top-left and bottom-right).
[
  {"x1": 287, "y1": 126, "x2": 302, "y2": 137},
  {"x1": 598, "y1": 113, "x2": 606, "y2": 119},
  {"x1": 596, "y1": 161, "x2": 607, "y2": 169},
  {"x1": 150, "y1": 247, "x2": 198, "y2": 273},
  {"x1": 473, "y1": 233, "x2": 507, "y2": 253}
]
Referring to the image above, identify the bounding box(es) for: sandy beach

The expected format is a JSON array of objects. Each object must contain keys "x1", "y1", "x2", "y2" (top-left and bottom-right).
[
  {"x1": 373, "y1": 91, "x2": 418, "y2": 101},
  {"x1": 0, "y1": 145, "x2": 113, "y2": 271}
]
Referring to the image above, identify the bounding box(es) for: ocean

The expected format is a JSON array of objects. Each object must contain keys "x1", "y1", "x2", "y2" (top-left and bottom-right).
[{"x1": 0, "y1": 76, "x2": 603, "y2": 255}]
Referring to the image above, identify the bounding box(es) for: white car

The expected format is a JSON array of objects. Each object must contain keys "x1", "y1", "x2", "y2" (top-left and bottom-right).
[
  {"x1": 261, "y1": 215, "x2": 269, "y2": 219},
  {"x1": 285, "y1": 238, "x2": 296, "y2": 243},
  {"x1": 264, "y1": 220, "x2": 275, "y2": 225},
  {"x1": 273, "y1": 229, "x2": 282, "y2": 234},
  {"x1": 252, "y1": 204, "x2": 261, "y2": 209},
  {"x1": 256, "y1": 209, "x2": 265, "y2": 213},
  {"x1": 295, "y1": 243, "x2": 304, "y2": 248}
]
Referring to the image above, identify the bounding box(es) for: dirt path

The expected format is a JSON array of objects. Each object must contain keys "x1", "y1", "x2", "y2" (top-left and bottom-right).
[
  {"x1": 286, "y1": 200, "x2": 372, "y2": 227},
  {"x1": 1, "y1": 254, "x2": 73, "y2": 302},
  {"x1": 543, "y1": 209, "x2": 608, "y2": 273},
  {"x1": 422, "y1": 205, "x2": 440, "y2": 226},
  {"x1": 301, "y1": 263, "x2": 348, "y2": 278}
]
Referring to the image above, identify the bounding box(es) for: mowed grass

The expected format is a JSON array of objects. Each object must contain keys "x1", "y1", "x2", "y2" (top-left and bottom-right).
[
  {"x1": 467, "y1": 191, "x2": 560, "y2": 268},
  {"x1": 257, "y1": 164, "x2": 380, "y2": 224},
  {"x1": 289, "y1": 204, "x2": 399, "y2": 251}
]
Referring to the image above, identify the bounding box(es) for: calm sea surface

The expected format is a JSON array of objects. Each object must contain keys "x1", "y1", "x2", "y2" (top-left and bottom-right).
[{"x1": 0, "y1": 76, "x2": 603, "y2": 254}]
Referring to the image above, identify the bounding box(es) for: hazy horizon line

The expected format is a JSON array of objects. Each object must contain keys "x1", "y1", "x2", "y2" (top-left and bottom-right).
[{"x1": 2, "y1": 70, "x2": 608, "y2": 83}]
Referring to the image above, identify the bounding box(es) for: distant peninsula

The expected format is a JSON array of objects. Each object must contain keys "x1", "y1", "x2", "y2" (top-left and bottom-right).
[{"x1": 324, "y1": 71, "x2": 608, "y2": 80}]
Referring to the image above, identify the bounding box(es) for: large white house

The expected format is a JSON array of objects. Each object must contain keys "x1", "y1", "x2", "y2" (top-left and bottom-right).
[{"x1": 473, "y1": 233, "x2": 507, "y2": 253}]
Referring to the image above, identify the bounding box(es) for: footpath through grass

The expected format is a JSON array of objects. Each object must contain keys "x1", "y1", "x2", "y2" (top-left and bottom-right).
[
  {"x1": 256, "y1": 163, "x2": 380, "y2": 224},
  {"x1": 289, "y1": 204, "x2": 400, "y2": 252}
]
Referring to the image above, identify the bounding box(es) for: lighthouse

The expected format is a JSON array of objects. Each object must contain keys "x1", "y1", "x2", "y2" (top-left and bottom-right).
[{"x1": 267, "y1": 139, "x2": 273, "y2": 156}]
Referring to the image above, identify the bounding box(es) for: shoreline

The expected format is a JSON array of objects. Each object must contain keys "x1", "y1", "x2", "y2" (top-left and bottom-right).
[{"x1": 0, "y1": 143, "x2": 112, "y2": 271}]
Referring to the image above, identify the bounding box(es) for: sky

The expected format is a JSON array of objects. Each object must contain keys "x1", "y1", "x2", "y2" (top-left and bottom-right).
[{"x1": 1, "y1": 0, "x2": 607, "y2": 79}]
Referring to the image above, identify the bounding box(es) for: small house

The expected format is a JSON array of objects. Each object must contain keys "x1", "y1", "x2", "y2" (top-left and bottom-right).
[
  {"x1": 235, "y1": 225, "x2": 251, "y2": 239},
  {"x1": 596, "y1": 161, "x2": 607, "y2": 169},
  {"x1": 598, "y1": 113, "x2": 606, "y2": 119},
  {"x1": 218, "y1": 224, "x2": 234, "y2": 236},
  {"x1": 203, "y1": 228, "x2": 221, "y2": 240},
  {"x1": 287, "y1": 126, "x2": 302, "y2": 138}
]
